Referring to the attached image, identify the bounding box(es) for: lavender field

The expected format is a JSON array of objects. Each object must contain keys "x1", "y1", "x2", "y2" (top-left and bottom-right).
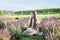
[
  {"x1": 0, "y1": 0, "x2": 60, "y2": 40},
  {"x1": 0, "y1": 14, "x2": 60, "y2": 40}
]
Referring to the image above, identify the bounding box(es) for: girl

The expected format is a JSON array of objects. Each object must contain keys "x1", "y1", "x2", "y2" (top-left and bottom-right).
[
  {"x1": 28, "y1": 11, "x2": 40, "y2": 32},
  {"x1": 23, "y1": 11, "x2": 40, "y2": 35}
]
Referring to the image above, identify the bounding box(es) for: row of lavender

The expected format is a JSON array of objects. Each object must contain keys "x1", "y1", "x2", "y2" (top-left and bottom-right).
[
  {"x1": 0, "y1": 16, "x2": 60, "y2": 33},
  {"x1": 0, "y1": 16, "x2": 60, "y2": 28},
  {"x1": 0, "y1": 16, "x2": 60, "y2": 40},
  {"x1": 0, "y1": 18, "x2": 29, "y2": 27}
]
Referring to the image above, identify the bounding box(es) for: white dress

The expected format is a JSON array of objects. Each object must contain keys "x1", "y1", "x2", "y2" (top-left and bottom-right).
[{"x1": 22, "y1": 18, "x2": 40, "y2": 35}]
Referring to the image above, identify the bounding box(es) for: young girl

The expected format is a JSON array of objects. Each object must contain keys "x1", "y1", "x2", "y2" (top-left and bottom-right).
[
  {"x1": 28, "y1": 11, "x2": 40, "y2": 32},
  {"x1": 23, "y1": 11, "x2": 40, "y2": 35}
]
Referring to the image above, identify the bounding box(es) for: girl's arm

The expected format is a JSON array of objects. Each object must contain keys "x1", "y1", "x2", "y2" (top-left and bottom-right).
[
  {"x1": 27, "y1": 19, "x2": 31, "y2": 28},
  {"x1": 36, "y1": 18, "x2": 40, "y2": 27}
]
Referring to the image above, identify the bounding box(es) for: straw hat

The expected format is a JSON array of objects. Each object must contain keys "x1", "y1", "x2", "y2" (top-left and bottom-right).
[{"x1": 22, "y1": 28, "x2": 37, "y2": 35}]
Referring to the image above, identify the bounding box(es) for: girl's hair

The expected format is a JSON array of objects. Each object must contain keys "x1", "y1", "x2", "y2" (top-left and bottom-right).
[{"x1": 29, "y1": 11, "x2": 36, "y2": 28}]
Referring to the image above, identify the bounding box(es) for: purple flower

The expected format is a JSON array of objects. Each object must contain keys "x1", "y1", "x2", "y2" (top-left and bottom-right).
[
  {"x1": 54, "y1": 21, "x2": 60, "y2": 26},
  {"x1": 42, "y1": 18, "x2": 49, "y2": 22},
  {"x1": 41, "y1": 16, "x2": 58, "y2": 28},
  {"x1": 41, "y1": 17, "x2": 51, "y2": 27},
  {"x1": 49, "y1": 16, "x2": 57, "y2": 21},
  {"x1": 19, "y1": 18, "x2": 29, "y2": 27}
]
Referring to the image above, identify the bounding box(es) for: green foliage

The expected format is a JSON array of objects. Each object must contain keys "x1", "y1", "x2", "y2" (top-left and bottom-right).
[
  {"x1": 14, "y1": 8, "x2": 60, "y2": 15},
  {"x1": 43, "y1": 29, "x2": 48, "y2": 35},
  {"x1": 0, "y1": 23, "x2": 6, "y2": 29},
  {"x1": 15, "y1": 12, "x2": 22, "y2": 15},
  {"x1": 21, "y1": 35, "x2": 43, "y2": 40},
  {"x1": 0, "y1": 11, "x2": 5, "y2": 15},
  {"x1": 8, "y1": 27, "x2": 21, "y2": 40},
  {"x1": 0, "y1": 11, "x2": 3, "y2": 14}
]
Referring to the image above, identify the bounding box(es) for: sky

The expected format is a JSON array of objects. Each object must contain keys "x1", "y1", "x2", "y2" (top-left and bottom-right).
[{"x1": 0, "y1": 0, "x2": 60, "y2": 11}]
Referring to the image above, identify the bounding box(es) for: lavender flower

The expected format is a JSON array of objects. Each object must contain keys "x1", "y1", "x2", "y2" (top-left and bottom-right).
[{"x1": 41, "y1": 17, "x2": 51, "y2": 27}]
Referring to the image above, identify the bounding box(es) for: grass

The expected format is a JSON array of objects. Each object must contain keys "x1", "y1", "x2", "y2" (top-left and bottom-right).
[{"x1": 21, "y1": 35, "x2": 43, "y2": 40}]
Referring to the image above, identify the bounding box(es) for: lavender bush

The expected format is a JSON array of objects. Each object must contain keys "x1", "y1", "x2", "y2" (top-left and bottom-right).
[{"x1": 41, "y1": 16, "x2": 60, "y2": 40}]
